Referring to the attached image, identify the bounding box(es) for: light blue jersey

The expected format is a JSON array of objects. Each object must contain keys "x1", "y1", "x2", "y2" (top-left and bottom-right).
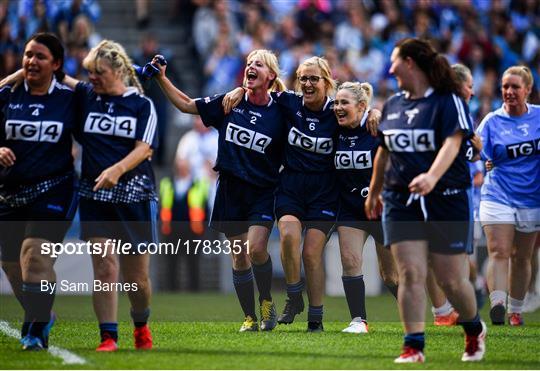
[{"x1": 477, "y1": 104, "x2": 540, "y2": 208}]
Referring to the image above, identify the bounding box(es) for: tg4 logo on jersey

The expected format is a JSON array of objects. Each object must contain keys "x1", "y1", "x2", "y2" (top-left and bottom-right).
[
  {"x1": 383, "y1": 129, "x2": 435, "y2": 152},
  {"x1": 5, "y1": 120, "x2": 63, "y2": 143},
  {"x1": 335, "y1": 151, "x2": 372, "y2": 170},
  {"x1": 225, "y1": 122, "x2": 271, "y2": 154},
  {"x1": 288, "y1": 127, "x2": 333, "y2": 154},
  {"x1": 506, "y1": 138, "x2": 540, "y2": 159},
  {"x1": 84, "y1": 112, "x2": 137, "y2": 139}
]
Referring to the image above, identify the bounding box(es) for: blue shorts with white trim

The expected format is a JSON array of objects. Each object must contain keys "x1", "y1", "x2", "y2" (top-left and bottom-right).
[{"x1": 382, "y1": 188, "x2": 473, "y2": 254}]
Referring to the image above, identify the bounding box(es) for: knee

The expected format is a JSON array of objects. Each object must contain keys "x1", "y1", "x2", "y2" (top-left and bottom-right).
[
  {"x1": 340, "y1": 250, "x2": 362, "y2": 276},
  {"x1": 248, "y1": 240, "x2": 267, "y2": 263},
  {"x1": 21, "y1": 252, "x2": 46, "y2": 276},
  {"x1": 126, "y1": 273, "x2": 151, "y2": 290},
  {"x1": 487, "y1": 240, "x2": 511, "y2": 259},
  {"x1": 279, "y1": 225, "x2": 300, "y2": 249},
  {"x1": 93, "y1": 258, "x2": 119, "y2": 282},
  {"x1": 399, "y1": 265, "x2": 425, "y2": 286},
  {"x1": 438, "y1": 277, "x2": 465, "y2": 295},
  {"x1": 232, "y1": 251, "x2": 251, "y2": 270},
  {"x1": 490, "y1": 248, "x2": 511, "y2": 260},
  {"x1": 302, "y1": 249, "x2": 322, "y2": 270}
]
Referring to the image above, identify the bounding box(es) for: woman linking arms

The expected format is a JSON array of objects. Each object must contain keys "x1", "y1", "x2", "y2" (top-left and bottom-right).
[
  {"x1": 153, "y1": 49, "x2": 287, "y2": 332},
  {"x1": 333, "y1": 81, "x2": 398, "y2": 333}
]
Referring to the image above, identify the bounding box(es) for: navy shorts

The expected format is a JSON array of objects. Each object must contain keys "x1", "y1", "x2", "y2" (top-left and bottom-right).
[
  {"x1": 275, "y1": 169, "x2": 338, "y2": 234},
  {"x1": 79, "y1": 198, "x2": 159, "y2": 250},
  {"x1": 337, "y1": 193, "x2": 384, "y2": 245},
  {"x1": 209, "y1": 173, "x2": 275, "y2": 237},
  {"x1": 0, "y1": 176, "x2": 78, "y2": 262},
  {"x1": 382, "y1": 189, "x2": 473, "y2": 254}
]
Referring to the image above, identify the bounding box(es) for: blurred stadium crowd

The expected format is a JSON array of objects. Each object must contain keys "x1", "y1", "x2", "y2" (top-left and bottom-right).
[
  {"x1": 185, "y1": 0, "x2": 540, "y2": 125},
  {"x1": 2, "y1": 0, "x2": 540, "y2": 126}
]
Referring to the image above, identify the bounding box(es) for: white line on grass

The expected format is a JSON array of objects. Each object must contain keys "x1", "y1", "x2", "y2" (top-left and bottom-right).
[{"x1": 0, "y1": 320, "x2": 86, "y2": 365}]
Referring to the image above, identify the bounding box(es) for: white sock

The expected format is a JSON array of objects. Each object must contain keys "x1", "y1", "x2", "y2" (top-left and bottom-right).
[
  {"x1": 432, "y1": 300, "x2": 454, "y2": 316},
  {"x1": 508, "y1": 296, "x2": 524, "y2": 313},
  {"x1": 489, "y1": 290, "x2": 507, "y2": 308}
]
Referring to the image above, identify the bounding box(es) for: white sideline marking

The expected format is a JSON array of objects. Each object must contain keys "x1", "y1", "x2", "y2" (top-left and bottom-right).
[{"x1": 0, "y1": 320, "x2": 86, "y2": 365}]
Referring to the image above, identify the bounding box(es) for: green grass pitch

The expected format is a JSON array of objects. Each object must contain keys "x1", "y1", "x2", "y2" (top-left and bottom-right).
[{"x1": 1, "y1": 293, "x2": 539, "y2": 369}]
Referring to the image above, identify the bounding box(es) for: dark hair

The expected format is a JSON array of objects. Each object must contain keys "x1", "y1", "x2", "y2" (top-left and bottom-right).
[
  {"x1": 396, "y1": 38, "x2": 460, "y2": 95},
  {"x1": 24, "y1": 33, "x2": 65, "y2": 81}
]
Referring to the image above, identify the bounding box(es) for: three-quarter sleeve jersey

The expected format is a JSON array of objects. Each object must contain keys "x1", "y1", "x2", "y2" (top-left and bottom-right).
[
  {"x1": 76, "y1": 82, "x2": 158, "y2": 182},
  {"x1": 477, "y1": 104, "x2": 540, "y2": 208},
  {"x1": 76, "y1": 82, "x2": 158, "y2": 203},
  {"x1": 335, "y1": 110, "x2": 379, "y2": 198},
  {"x1": 195, "y1": 93, "x2": 286, "y2": 188},
  {"x1": 271, "y1": 91, "x2": 338, "y2": 173},
  {"x1": 379, "y1": 89, "x2": 473, "y2": 193},
  {"x1": 0, "y1": 78, "x2": 79, "y2": 186}
]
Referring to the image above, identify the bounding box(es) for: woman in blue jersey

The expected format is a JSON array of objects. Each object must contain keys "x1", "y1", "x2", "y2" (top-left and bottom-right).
[
  {"x1": 426, "y1": 63, "x2": 484, "y2": 326},
  {"x1": 477, "y1": 65, "x2": 540, "y2": 326},
  {"x1": 223, "y1": 57, "x2": 380, "y2": 332},
  {"x1": 0, "y1": 33, "x2": 79, "y2": 350},
  {"x1": 57, "y1": 40, "x2": 158, "y2": 352},
  {"x1": 152, "y1": 49, "x2": 287, "y2": 332},
  {"x1": 365, "y1": 38, "x2": 486, "y2": 363},
  {"x1": 333, "y1": 81, "x2": 398, "y2": 334}
]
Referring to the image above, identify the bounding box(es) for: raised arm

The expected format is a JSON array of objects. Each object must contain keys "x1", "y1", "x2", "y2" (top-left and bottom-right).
[{"x1": 152, "y1": 55, "x2": 198, "y2": 115}]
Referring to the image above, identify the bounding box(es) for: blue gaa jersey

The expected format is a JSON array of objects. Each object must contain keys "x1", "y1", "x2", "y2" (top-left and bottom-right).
[
  {"x1": 477, "y1": 104, "x2": 540, "y2": 208},
  {"x1": 272, "y1": 91, "x2": 337, "y2": 173},
  {"x1": 195, "y1": 93, "x2": 286, "y2": 188},
  {"x1": 76, "y1": 82, "x2": 158, "y2": 185},
  {"x1": 0, "y1": 78, "x2": 79, "y2": 186},
  {"x1": 335, "y1": 110, "x2": 379, "y2": 199},
  {"x1": 379, "y1": 89, "x2": 473, "y2": 193}
]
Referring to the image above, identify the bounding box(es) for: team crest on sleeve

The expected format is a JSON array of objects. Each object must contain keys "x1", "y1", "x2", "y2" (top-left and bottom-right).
[{"x1": 84, "y1": 112, "x2": 137, "y2": 138}]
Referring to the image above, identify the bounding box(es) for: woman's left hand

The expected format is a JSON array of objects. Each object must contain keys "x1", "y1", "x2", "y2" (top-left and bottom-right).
[
  {"x1": 93, "y1": 165, "x2": 124, "y2": 191},
  {"x1": 366, "y1": 109, "x2": 382, "y2": 137},
  {"x1": 408, "y1": 173, "x2": 437, "y2": 196}
]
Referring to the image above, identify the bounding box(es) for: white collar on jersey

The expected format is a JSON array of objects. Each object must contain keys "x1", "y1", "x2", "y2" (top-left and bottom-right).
[
  {"x1": 244, "y1": 91, "x2": 274, "y2": 107},
  {"x1": 123, "y1": 87, "x2": 139, "y2": 97},
  {"x1": 499, "y1": 103, "x2": 531, "y2": 117},
  {"x1": 302, "y1": 95, "x2": 332, "y2": 111},
  {"x1": 24, "y1": 75, "x2": 57, "y2": 94},
  {"x1": 359, "y1": 108, "x2": 370, "y2": 127},
  {"x1": 96, "y1": 87, "x2": 139, "y2": 100},
  {"x1": 403, "y1": 86, "x2": 434, "y2": 99}
]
